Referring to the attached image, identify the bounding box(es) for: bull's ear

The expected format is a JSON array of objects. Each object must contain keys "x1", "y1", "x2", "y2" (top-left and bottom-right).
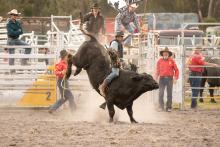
[{"x1": 131, "y1": 74, "x2": 142, "y2": 81}]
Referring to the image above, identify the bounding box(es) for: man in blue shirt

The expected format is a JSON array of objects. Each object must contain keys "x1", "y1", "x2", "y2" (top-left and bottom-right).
[{"x1": 7, "y1": 9, "x2": 31, "y2": 69}]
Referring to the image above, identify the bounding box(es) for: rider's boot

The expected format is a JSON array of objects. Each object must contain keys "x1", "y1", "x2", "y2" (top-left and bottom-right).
[{"x1": 99, "y1": 80, "x2": 108, "y2": 97}]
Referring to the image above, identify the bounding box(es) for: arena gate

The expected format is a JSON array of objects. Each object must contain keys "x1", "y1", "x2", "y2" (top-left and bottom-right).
[
  {"x1": 0, "y1": 16, "x2": 86, "y2": 107},
  {"x1": 181, "y1": 23, "x2": 220, "y2": 107},
  {"x1": 135, "y1": 22, "x2": 220, "y2": 109}
]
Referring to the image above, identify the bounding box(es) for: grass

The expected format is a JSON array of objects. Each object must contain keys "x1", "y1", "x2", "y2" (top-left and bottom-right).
[{"x1": 172, "y1": 97, "x2": 220, "y2": 110}]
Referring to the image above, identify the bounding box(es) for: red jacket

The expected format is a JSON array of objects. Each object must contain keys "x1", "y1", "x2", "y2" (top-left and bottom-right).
[
  {"x1": 155, "y1": 57, "x2": 179, "y2": 79},
  {"x1": 55, "y1": 59, "x2": 67, "y2": 79},
  {"x1": 189, "y1": 54, "x2": 205, "y2": 73}
]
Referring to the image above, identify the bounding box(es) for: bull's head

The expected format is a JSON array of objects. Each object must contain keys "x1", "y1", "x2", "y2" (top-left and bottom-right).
[
  {"x1": 132, "y1": 73, "x2": 159, "y2": 91},
  {"x1": 66, "y1": 46, "x2": 87, "y2": 78}
]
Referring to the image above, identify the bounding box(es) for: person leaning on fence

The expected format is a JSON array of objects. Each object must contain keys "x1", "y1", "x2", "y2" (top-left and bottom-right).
[
  {"x1": 187, "y1": 47, "x2": 218, "y2": 109},
  {"x1": 49, "y1": 50, "x2": 76, "y2": 114},
  {"x1": 155, "y1": 47, "x2": 179, "y2": 112},
  {"x1": 115, "y1": 3, "x2": 140, "y2": 46},
  {"x1": 6, "y1": 9, "x2": 31, "y2": 70},
  {"x1": 82, "y1": 3, "x2": 105, "y2": 40}
]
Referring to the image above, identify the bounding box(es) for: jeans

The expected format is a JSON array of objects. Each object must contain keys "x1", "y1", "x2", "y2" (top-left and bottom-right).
[
  {"x1": 189, "y1": 71, "x2": 202, "y2": 108},
  {"x1": 189, "y1": 72, "x2": 202, "y2": 99},
  {"x1": 115, "y1": 21, "x2": 135, "y2": 46},
  {"x1": 159, "y1": 76, "x2": 173, "y2": 109},
  {"x1": 50, "y1": 78, "x2": 76, "y2": 112},
  {"x1": 105, "y1": 68, "x2": 119, "y2": 83},
  {"x1": 7, "y1": 38, "x2": 32, "y2": 65}
]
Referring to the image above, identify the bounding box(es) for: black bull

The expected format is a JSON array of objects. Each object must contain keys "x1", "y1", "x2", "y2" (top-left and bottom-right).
[
  {"x1": 200, "y1": 57, "x2": 220, "y2": 103},
  {"x1": 66, "y1": 34, "x2": 159, "y2": 123}
]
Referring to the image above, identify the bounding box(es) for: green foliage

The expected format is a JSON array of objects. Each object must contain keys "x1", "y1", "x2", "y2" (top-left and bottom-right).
[
  {"x1": 0, "y1": 0, "x2": 219, "y2": 21},
  {"x1": 204, "y1": 17, "x2": 218, "y2": 23}
]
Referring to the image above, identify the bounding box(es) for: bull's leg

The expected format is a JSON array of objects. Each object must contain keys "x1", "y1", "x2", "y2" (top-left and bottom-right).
[
  {"x1": 106, "y1": 100, "x2": 115, "y2": 123},
  {"x1": 126, "y1": 103, "x2": 138, "y2": 124},
  {"x1": 74, "y1": 68, "x2": 82, "y2": 76},
  {"x1": 209, "y1": 85, "x2": 217, "y2": 103},
  {"x1": 199, "y1": 77, "x2": 206, "y2": 103}
]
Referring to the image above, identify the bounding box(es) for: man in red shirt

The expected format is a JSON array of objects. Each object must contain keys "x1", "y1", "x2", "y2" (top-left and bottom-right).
[
  {"x1": 188, "y1": 47, "x2": 217, "y2": 109},
  {"x1": 49, "y1": 50, "x2": 76, "y2": 113},
  {"x1": 155, "y1": 47, "x2": 179, "y2": 112}
]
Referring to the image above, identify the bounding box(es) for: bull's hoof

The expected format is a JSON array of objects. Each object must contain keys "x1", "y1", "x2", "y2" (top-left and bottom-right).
[
  {"x1": 199, "y1": 98, "x2": 204, "y2": 103},
  {"x1": 109, "y1": 118, "x2": 114, "y2": 123},
  {"x1": 210, "y1": 98, "x2": 217, "y2": 103},
  {"x1": 131, "y1": 120, "x2": 138, "y2": 124}
]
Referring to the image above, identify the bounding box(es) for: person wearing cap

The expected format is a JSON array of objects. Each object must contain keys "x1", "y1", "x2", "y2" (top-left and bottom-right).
[
  {"x1": 188, "y1": 47, "x2": 218, "y2": 109},
  {"x1": 6, "y1": 9, "x2": 31, "y2": 68},
  {"x1": 115, "y1": 3, "x2": 140, "y2": 46},
  {"x1": 110, "y1": 31, "x2": 124, "y2": 59},
  {"x1": 49, "y1": 50, "x2": 76, "y2": 113},
  {"x1": 82, "y1": 3, "x2": 105, "y2": 39},
  {"x1": 155, "y1": 47, "x2": 179, "y2": 112}
]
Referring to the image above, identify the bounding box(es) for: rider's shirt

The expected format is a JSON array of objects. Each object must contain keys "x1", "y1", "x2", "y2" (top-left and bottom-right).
[
  {"x1": 110, "y1": 39, "x2": 123, "y2": 59},
  {"x1": 108, "y1": 49, "x2": 121, "y2": 68}
]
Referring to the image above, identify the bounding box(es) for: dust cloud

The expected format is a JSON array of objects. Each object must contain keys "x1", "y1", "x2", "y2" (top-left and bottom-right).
[{"x1": 65, "y1": 89, "x2": 167, "y2": 124}]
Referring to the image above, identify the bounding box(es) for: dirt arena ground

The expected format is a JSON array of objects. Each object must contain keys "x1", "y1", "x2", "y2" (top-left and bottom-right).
[{"x1": 0, "y1": 93, "x2": 220, "y2": 147}]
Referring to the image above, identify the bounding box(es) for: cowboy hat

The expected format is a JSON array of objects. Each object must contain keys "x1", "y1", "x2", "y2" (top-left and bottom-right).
[
  {"x1": 129, "y1": 3, "x2": 139, "y2": 9},
  {"x1": 160, "y1": 47, "x2": 172, "y2": 57},
  {"x1": 115, "y1": 31, "x2": 124, "y2": 37},
  {"x1": 91, "y1": 3, "x2": 100, "y2": 9},
  {"x1": 8, "y1": 9, "x2": 21, "y2": 15}
]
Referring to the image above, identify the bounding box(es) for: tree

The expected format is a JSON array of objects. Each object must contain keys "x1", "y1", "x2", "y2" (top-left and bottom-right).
[{"x1": 0, "y1": 0, "x2": 219, "y2": 21}]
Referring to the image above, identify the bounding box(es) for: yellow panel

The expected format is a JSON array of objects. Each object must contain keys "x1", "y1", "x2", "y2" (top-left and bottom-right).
[{"x1": 17, "y1": 66, "x2": 57, "y2": 107}]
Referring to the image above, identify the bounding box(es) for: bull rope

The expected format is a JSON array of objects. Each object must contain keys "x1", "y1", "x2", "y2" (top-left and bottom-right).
[{"x1": 61, "y1": 75, "x2": 68, "y2": 100}]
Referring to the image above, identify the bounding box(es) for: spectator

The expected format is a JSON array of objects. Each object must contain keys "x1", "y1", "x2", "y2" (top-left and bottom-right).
[
  {"x1": 6, "y1": 9, "x2": 31, "y2": 71},
  {"x1": 115, "y1": 3, "x2": 140, "y2": 46},
  {"x1": 82, "y1": 3, "x2": 105, "y2": 40},
  {"x1": 110, "y1": 31, "x2": 124, "y2": 60},
  {"x1": 188, "y1": 47, "x2": 217, "y2": 109},
  {"x1": 155, "y1": 47, "x2": 179, "y2": 112},
  {"x1": 49, "y1": 50, "x2": 76, "y2": 113}
]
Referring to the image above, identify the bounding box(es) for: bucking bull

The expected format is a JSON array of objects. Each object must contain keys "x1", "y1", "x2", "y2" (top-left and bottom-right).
[
  {"x1": 65, "y1": 27, "x2": 159, "y2": 123},
  {"x1": 200, "y1": 57, "x2": 220, "y2": 103}
]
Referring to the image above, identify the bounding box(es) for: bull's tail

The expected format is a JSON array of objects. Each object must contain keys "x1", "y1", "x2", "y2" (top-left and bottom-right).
[{"x1": 79, "y1": 12, "x2": 97, "y2": 42}]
